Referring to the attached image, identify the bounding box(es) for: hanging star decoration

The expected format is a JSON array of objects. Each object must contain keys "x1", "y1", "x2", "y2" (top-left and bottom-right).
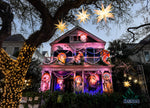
[
  {"x1": 76, "y1": 8, "x2": 90, "y2": 23},
  {"x1": 94, "y1": 4, "x2": 114, "y2": 23},
  {"x1": 123, "y1": 81, "x2": 131, "y2": 88},
  {"x1": 55, "y1": 20, "x2": 67, "y2": 33}
]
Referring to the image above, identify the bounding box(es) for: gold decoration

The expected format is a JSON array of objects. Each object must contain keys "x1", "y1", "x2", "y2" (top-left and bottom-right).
[
  {"x1": 123, "y1": 81, "x2": 131, "y2": 87},
  {"x1": 94, "y1": 4, "x2": 114, "y2": 23},
  {"x1": 76, "y1": 8, "x2": 90, "y2": 23},
  {"x1": 55, "y1": 20, "x2": 67, "y2": 33}
]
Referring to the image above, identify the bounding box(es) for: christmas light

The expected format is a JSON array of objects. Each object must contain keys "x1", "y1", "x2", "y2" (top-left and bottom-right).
[
  {"x1": 94, "y1": 4, "x2": 114, "y2": 23},
  {"x1": 0, "y1": 43, "x2": 36, "y2": 107},
  {"x1": 134, "y1": 79, "x2": 138, "y2": 83},
  {"x1": 123, "y1": 81, "x2": 131, "y2": 87},
  {"x1": 76, "y1": 8, "x2": 90, "y2": 23},
  {"x1": 55, "y1": 20, "x2": 67, "y2": 33}
]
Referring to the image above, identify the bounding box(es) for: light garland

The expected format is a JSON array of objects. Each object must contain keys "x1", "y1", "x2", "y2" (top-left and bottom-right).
[
  {"x1": 0, "y1": 43, "x2": 36, "y2": 107},
  {"x1": 55, "y1": 20, "x2": 67, "y2": 33},
  {"x1": 94, "y1": 4, "x2": 114, "y2": 23},
  {"x1": 76, "y1": 8, "x2": 90, "y2": 23}
]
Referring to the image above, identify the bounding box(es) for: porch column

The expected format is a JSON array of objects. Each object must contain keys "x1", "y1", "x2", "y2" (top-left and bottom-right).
[
  {"x1": 73, "y1": 71, "x2": 76, "y2": 93},
  {"x1": 49, "y1": 71, "x2": 52, "y2": 91},
  {"x1": 82, "y1": 70, "x2": 84, "y2": 93}
]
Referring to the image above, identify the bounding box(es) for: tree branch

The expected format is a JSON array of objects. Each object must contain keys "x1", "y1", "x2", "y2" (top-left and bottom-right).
[
  {"x1": 54, "y1": 0, "x2": 97, "y2": 21},
  {"x1": 127, "y1": 23, "x2": 150, "y2": 42}
]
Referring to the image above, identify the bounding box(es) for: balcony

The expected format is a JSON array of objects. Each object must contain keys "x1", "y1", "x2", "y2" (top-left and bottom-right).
[{"x1": 43, "y1": 56, "x2": 109, "y2": 65}]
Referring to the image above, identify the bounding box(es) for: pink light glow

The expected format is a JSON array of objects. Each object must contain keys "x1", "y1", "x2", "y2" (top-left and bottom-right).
[{"x1": 41, "y1": 73, "x2": 51, "y2": 92}]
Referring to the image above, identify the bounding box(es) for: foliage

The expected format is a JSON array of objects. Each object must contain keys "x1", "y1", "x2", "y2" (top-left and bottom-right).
[
  {"x1": 23, "y1": 58, "x2": 42, "y2": 92},
  {"x1": 39, "y1": 91, "x2": 149, "y2": 108}
]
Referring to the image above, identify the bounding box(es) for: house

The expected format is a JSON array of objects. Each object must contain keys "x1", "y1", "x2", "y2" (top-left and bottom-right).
[
  {"x1": 128, "y1": 34, "x2": 150, "y2": 64},
  {"x1": 40, "y1": 26, "x2": 114, "y2": 94},
  {"x1": 2, "y1": 34, "x2": 47, "y2": 62}
]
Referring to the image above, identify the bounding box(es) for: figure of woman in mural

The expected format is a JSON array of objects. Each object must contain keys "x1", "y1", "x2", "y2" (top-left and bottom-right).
[
  {"x1": 103, "y1": 73, "x2": 113, "y2": 93},
  {"x1": 41, "y1": 73, "x2": 51, "y2": 92},
  {"x1": 100, "y1": 50, "x2": 111, "y2": 65},
  {"x1": 74, "y1": 52, "x2": 84, "y2": 64},
  {"x1": 57, "y1": 53, "x2": 66, "y2": 65},
  {"x1": 74, "y1": 76, "x2": 83, "y2": 92}
]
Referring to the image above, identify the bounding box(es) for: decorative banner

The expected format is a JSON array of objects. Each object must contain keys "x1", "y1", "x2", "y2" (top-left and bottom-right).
[
  {"x1": 41, "y1": 73, "x2": 51, "y2": 92},
  {"x1": 74, "y1": 75, "x2": 83, "y2": 92},
  {"x1": 57, "y1": 53, "x2": 67, "y2": 64},
  {"x1": 74, "y1": 51, "x2": 84, "y2": 64},
  {"x1": 74, "y1": 75, "x2": 82, "y2": 84},
  {"x1": 100, "y1": 50, "x2": 111, "y2": 65},
  {"x1": 102, "y1": 72, "x2": 113, "y2": 93},
  {"x1": 57, "y1": 78, "x2": 64, "y2": 90},
  {"x1": 89, "y1": 74, "x2": 99, "y2": 87}
]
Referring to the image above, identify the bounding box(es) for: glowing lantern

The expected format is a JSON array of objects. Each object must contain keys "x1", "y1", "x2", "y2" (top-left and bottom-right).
[
  {"x1": 57, "y1": 53, "x2": 66, "y2": 64},
  {"x1": 94, "y1": 4, "x2": 114, "y2": 23},
  {"x1": 41, "y1": 73, "x2": 51, "y2": 92},
  {"x1": 100, "y1": 50, "x2": 111, "y2": 65}
]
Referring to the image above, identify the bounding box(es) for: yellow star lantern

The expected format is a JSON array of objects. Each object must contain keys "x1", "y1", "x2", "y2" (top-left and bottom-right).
[
  {"x1": 94, "y1": 4, "x2": 114, "y2": 23},
  {"x1": 76, "y1": 8, "x2": 90, "y2": 23},
  {"x1": 55, "y1": 20, "x2": 67, "y2": 33},
  {"x1": 123, "y1": 81, "x2": 131, "y2": 88}
]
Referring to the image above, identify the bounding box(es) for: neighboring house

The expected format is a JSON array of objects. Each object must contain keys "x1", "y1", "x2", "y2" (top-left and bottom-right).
[
  {"x1": 2, "y1": 34, "x2": 46, "y2": 62},
  {"x1": 128, "y1": 34, "x2": 150, "y2": 64},
  {"x1": 40, "y1": 26, "x2": 113, "y2": 94}
]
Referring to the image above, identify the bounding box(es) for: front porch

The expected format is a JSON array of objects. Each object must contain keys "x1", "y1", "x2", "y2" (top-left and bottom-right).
[{"x1": 40, "y1": 65, "x2": 113, "y2": 94}]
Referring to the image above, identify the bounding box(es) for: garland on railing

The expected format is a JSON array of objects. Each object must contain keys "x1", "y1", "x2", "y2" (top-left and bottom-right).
[{"x1": 53, "y1": 72, "x2": 73, "y2": 80}]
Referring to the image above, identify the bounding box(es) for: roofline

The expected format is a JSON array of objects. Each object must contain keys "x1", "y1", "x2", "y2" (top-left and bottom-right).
[{"x1": 50, "y1": 26, "x2": 106, "y2": 45}]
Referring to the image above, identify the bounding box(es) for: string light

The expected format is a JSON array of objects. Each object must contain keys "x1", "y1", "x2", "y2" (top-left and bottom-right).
[
  {"x1": 134, "y1": 79, "x2": 138, "y2": 83},
  {"x1": 76, "y1": 8, "x2": 90, "y2": 23},
  {"x1": 0, "y1": 43, "x2": 36, "y2": 107},
  {"x1": 94, "y1": 4, "x2": 114, "y2": 23},
  {"x1": 55, "y1": 20, "x2": 67, "y2": 33},
  {"x1": 128, "y1": 76, "x2": 132, "y2": 80}
]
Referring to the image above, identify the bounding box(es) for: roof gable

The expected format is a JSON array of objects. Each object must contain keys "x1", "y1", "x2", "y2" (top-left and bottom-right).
[{"x1": 50, "y1": 26, "x2": 106, "y2": 45}]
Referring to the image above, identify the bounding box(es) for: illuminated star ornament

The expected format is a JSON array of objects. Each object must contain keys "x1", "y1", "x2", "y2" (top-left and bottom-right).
[
  {"x1": 76, "y1": 8, "x2": 90, "y2": 23},
  {"x1": 55, "y1": 20, "x2": 67, "y2": 33},
  {"x1": 94, "y1": 4, "x2": 114, "y2": 23},
  {"x1": 123, "y1": 81, "x2": 131, "y2": 88}
]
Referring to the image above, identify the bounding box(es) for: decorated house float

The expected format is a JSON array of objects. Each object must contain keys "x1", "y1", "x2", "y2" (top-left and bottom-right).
[{"x1": 40, "y1": 26, "x2": 113, "y2": 94}]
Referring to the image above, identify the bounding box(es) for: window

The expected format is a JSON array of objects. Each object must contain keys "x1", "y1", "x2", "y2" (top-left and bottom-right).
[
  {"x1": 2, "y1": 47, "x2": 6, "y2": 51},
  {"x1": 144, "y1": 51, "x2": 150, "y2": 62},
  {"x1": 13, "y1": 47, "x2": 19, "y2": 57}
]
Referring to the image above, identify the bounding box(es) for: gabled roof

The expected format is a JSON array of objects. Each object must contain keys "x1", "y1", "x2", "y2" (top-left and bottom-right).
[
  {"x1": 4, "y1": 34, "x2": 25, "y2": 42},
  {"x1": 50, "y1": 26, "x2": 106, "y2": 45}
]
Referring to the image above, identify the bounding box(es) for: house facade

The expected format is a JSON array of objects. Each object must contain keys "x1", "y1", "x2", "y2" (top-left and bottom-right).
[
  {"x1": 2, "y1": 34, "x2": 47, "y2": 62},
  {"x1": 40, "y1": 27, "x2": 113, "y2": 94}
]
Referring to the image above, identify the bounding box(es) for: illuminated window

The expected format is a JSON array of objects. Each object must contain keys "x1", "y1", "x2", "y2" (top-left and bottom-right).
[{"x1": 144, "y1": 51, "x2": 150, "y2": 62}]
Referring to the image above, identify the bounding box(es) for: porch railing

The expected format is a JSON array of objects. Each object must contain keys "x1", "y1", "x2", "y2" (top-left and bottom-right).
[{"x1": 43, "y1": 56, "x2": 101, "y2": 65}]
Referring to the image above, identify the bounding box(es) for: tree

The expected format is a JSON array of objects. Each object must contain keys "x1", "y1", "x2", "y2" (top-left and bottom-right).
[{"x1": 0, "y1": 0, "x2": 138, "y2": 107}]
